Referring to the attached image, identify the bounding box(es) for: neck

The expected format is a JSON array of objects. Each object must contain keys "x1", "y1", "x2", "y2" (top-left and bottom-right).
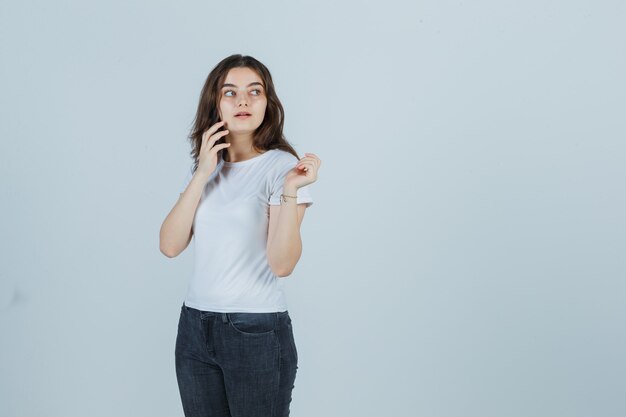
[{"x1": 223, "y1": 133, "x2": 262, "y2": 163}]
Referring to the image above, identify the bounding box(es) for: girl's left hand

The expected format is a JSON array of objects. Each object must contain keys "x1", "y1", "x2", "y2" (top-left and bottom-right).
[{"x1": 284, "y1": 153, "x2": 321, "y2": 189}]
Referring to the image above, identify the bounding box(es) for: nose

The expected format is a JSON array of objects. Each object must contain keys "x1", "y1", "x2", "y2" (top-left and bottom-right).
[{"x1": 237, "y1": 95, "x2": 249, "y2": 108}]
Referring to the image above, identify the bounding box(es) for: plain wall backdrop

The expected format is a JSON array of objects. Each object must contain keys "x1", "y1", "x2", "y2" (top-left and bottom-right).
[{"x1": 1, "y1": 1, "x2": 624, "y2": 416}]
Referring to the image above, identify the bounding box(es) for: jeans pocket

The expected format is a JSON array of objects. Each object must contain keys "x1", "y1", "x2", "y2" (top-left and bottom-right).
[{"x1": 227, "y1": 312, "x2": 277, "y2": 336}]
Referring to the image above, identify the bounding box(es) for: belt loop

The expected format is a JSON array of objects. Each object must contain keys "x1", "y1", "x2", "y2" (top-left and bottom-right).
[{"x1": 221, "y1": 313, "x2": 228, "y2": 323}]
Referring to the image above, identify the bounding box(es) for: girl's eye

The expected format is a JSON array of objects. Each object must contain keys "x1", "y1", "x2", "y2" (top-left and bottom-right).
[{"x1": 224, "y1": 89, "x2": 263, "y2": 97}]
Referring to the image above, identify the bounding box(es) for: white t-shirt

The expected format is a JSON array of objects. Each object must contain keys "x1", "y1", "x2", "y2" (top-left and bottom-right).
[{"x1": 178, "y1": 149, "x2": 313, "y2": 313}]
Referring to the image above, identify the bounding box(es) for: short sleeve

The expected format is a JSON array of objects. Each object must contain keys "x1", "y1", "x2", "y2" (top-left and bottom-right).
[
  {"x1": 268, "y1": 159, "x2": 314, "y2": 207},
  {"x1": 179, "y1": 164, "x2": 193, "y2": 194}
]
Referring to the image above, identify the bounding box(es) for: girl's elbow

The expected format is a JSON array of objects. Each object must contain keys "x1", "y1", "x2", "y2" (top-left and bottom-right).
[
  {"x1": 160, "y1": 243, "x2": 179, "y2": 258},
  {"x1": 270, "y1": 263, "x2": 292, "y2": 277}
]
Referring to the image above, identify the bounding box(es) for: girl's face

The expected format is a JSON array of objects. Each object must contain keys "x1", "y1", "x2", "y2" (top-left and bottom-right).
[{"x1": 218, "y1": 67, "x2": 267, "y2": 135}]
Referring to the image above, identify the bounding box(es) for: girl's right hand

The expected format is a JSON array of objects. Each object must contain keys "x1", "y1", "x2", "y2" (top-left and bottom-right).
[{"x1": 197, "y1": 121, "x2": 230, "y2": 179}]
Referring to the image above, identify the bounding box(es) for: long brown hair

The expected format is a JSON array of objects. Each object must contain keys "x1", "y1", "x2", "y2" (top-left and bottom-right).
[{"x1": 186, "y1": 54, "x2": 300, "y2": 173}]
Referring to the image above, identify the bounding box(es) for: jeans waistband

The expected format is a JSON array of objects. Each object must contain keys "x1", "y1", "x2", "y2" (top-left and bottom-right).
[{"x1": 182, "y1": 302, "x2": 288, "y2": 323}]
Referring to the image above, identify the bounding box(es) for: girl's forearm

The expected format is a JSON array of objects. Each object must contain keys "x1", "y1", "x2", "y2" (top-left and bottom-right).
[
  {"x1": 159, "y1": 173, "x2": 206, "y2": 257},
  {"x1": 267, "y1": 184, "x2": 303, "y2": 276}
]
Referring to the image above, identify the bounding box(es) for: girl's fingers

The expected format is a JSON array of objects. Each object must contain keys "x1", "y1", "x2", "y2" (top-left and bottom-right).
[
  {"x1": 297, "y1": 162, "x2": 314, "y2": 171},
  {"x1": 299, "y1": 153, "x2": 320, "y2": 172},
  {"x1": 304, "y1": 153, "x2": 319, "y2": 163},
  {"x1": 203, "y1": 121, "x2": 226, "y2": 140},
  {"x1": 299, "y1": 156, "x2": 318, "y2": 165}
]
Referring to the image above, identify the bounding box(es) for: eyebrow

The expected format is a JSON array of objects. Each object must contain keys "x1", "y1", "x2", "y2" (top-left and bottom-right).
[{"x1": 221, "y1": 82, "x2": 264, "y2": 89}]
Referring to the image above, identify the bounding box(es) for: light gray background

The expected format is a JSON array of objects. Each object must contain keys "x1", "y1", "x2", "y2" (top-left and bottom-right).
[{"x1": 1, "y1": 1, "x2": 624, "y2": 416}]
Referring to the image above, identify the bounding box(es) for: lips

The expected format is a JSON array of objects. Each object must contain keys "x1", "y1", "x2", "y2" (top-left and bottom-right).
[{"x1": 235, "y1": 112, "x2": 251, "y2": 116}]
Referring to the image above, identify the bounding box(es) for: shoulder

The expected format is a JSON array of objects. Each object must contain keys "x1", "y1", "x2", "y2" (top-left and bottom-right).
[
  {"x1": 269, "y1": 149, "x2": 299, "y2": 166},
  {"x1": 263, "y1": 150, "x2": 300, "y2": 185}
]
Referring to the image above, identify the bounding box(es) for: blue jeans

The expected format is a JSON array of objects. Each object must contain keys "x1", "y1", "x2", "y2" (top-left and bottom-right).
[{"x1": 175, "y1": 302, "x2": 299, "y2": 417}]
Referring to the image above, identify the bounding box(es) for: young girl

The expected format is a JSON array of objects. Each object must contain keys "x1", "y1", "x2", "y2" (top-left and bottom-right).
[{"x1": 159, "y1": 54, "x2": 321, "y2": 417}]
